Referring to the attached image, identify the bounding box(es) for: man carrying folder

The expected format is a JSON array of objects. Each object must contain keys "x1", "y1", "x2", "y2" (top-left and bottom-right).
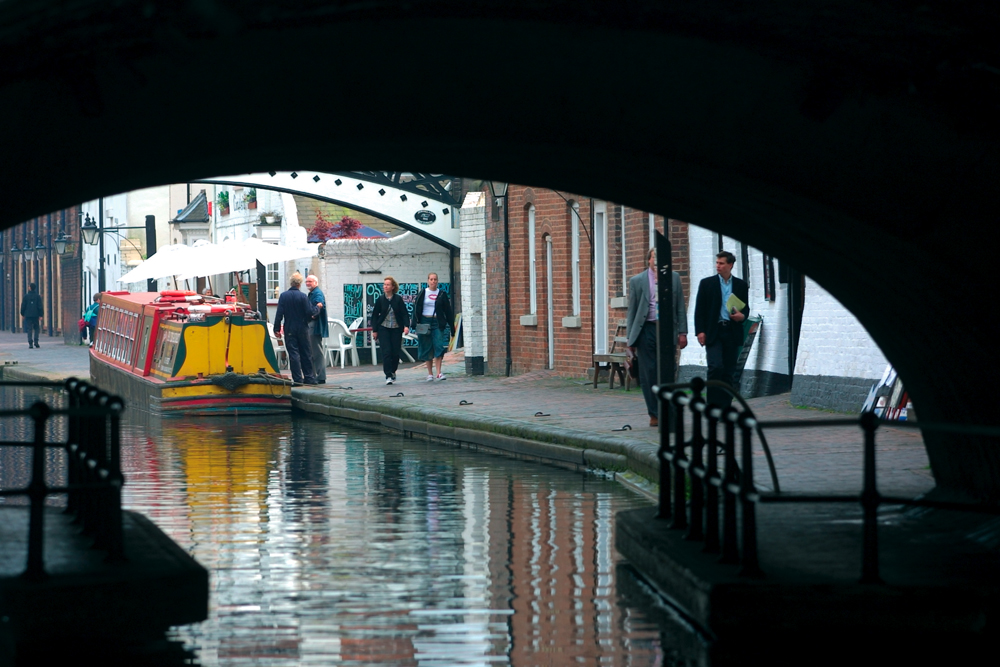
[{"x1": 695, "y1": 251, "x2": 750, "y2": 408}]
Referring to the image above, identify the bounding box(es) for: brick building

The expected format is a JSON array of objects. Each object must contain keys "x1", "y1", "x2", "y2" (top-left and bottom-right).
[
  {"x1": 472, "y1": 184, "x2": 688, "y2": 377},
  {"x1": 1, "y1": 207, "x2": 86, "y2": 345}
]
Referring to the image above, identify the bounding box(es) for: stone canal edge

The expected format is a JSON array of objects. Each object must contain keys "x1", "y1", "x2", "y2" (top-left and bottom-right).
[{"x1": 292, "y1": 388, "x2": 661, "y2": 501}]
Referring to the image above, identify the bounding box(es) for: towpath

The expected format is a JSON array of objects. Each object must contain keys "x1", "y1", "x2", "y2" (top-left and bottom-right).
[{"x1": 0, "y1": 330, "x2": 933, "y2": 498}]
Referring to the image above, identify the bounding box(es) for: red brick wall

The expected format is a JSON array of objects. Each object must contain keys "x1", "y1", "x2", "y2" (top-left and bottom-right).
[{"x1": 492, "y1": 186, "x2": 691, "y2": 378}]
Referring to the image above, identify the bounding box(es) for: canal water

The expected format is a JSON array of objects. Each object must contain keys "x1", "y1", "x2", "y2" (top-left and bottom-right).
[{"x1": 2, "y1": 387, "x2": 706, "y2": 665}]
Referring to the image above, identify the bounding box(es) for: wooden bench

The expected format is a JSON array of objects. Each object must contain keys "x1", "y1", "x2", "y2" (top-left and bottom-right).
[{"x1": 592, "y1": 320, "x2": 632, "y2": 390}]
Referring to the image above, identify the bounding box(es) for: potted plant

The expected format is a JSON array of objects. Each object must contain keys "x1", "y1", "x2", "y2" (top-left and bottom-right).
[
  {"x1": 216, "y1": 191, "x2": 230, "y2": 216},
  {"x1": 246, "y1": 188, "x2": 257, "y2": 210},
  {"x1": 261, "y1": 211, "x2": 276, "y2": 224}
]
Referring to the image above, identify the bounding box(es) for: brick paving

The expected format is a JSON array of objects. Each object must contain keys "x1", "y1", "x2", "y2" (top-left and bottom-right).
[{"x1": 1, "y1": 331, "x2": 933, "y2": 499}]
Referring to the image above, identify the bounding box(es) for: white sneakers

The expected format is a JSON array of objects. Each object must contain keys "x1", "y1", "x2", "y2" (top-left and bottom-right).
[
  {"x1": 435, "y1": 374, "x2": 446, "y2": 381},
  {"x1": 425, "y1": 375, "x2": 435, "y2": 382},
  {"x1": 386, "y1": 378, "x2": 394, "y2": 385}
]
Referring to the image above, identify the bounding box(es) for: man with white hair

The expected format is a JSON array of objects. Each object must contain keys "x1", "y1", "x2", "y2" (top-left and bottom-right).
[
  {"x1": 274, "y1": 272, "x2": 321, "y2": 385},
  {"x1": 305, "y1": 274, "x2": 329, "y2": 384}
]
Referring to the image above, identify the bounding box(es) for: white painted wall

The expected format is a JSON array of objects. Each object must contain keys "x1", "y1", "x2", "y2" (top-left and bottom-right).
[
  {"x1": 459, "y1": 192, "x2": 488, "y2": 360},
  {"x1": 679, "y1": 223, "x2": 887, "y2": 383},
  {"x1": 793, "y1": 277, "x2": 888, "y2": 379},
  {"x1": 319, "y1": 231, "x2": 450, "y2": 325}
]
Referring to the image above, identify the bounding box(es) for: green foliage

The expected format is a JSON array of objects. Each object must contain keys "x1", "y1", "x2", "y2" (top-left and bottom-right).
[{"x1": 216, "y1": 191, "x2": 230, "y2": 209}]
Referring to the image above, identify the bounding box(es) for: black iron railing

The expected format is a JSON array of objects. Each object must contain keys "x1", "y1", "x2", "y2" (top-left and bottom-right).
[
  {"x1": 0, "y1": 378, "x2": 125, "y2": 581},
  {"x1": 654, "y1": 377, "x2": 1000, "y2": 583}
]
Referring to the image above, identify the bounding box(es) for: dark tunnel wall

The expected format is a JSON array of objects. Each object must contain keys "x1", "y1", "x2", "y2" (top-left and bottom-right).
[{"x1": 2, "y1": 2, "x2": 998, "y2": 498}]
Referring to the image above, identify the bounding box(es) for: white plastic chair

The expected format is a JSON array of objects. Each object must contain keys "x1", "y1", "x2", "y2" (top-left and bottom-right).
[
  {"x1": 327, "y1": 319, "x2": 360, "y2": 368},
  {"x1": 269, "y1": 333, "x2": 289, "y2": 370}
]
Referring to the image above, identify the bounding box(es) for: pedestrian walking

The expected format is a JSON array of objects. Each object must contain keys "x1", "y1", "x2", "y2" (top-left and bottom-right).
[
  {"x1": 626, "y1": 248, "x2": 688, "y2": 427},
  {"x1": 370, "y1": 276, "x2": 409, "y2": 385},
  {"x1": 694, "y1": 250, "x2": 750, "y2": 409},
  {"x1": 83, "y1": 293, "x2": 100, "y2": 347},
  {"x1": 305, "y1": 274, "x2": 329, "y2": 384},
  {"x1": 412, "y1": 272, "x2": 454, "y2": 382},
  {"x1": 20, "y1": 283, "x2": 43, "y2": 349},
  {"x1": 273, "y1": 272, "x2": 321, "y2": 385}
]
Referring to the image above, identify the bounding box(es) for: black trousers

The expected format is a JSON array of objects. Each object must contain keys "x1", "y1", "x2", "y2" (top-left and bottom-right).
[
  {"x1": 637, "y1": 321, "x2": 660, "y2": 418},
  {"x1": 705, "y1": 321, "x2": 742, "y2": 408},
  {"x1": 285, "y1": 329, "x2": 315, "y2": 384},
  {"x1": 378, "y1": 325, "x2": 403, "y2": 379},
  {"x1": 24, "y1": 317, "x2": 40, "y2": 346}
]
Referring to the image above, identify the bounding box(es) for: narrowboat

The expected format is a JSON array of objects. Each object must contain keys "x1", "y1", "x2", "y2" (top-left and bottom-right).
[{"x1": 90, "y1": 290, "x2": 291, "y2": 415}]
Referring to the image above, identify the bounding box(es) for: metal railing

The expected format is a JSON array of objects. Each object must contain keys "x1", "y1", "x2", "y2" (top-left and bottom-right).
[
  {"x1": 0, "y1": 378, "x2": 125, "y2": 581},
  {"x1": 654, "y1": 376, "x2": 1000, "y2": 583}
]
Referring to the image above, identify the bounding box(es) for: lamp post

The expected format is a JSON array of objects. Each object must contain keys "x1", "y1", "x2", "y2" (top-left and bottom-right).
[
  {"x1": 486, "y1": 180, "x2": 512, "y2": 377},
  {"x1": 80, "y1": 206, "x2": 156, "y2": 293}
]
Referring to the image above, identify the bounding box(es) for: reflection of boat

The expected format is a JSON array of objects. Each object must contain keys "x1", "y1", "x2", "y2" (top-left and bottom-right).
[{"x1": 90, "y1": 290, "x2": 291, "y2": 415}]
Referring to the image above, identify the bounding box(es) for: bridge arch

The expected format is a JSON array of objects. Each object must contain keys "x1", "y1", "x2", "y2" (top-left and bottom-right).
[
  {"x1": 197, "y1": 172, "x2": 461, "y2": 250},
  {"x1": 1, "y1": 3, "x2": 998, "y2": 499}
]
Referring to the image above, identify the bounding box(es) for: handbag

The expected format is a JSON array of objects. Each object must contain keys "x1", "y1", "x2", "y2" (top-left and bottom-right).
[{"x1": 414, "y1": 323, "x2": 431, "y2": 335}]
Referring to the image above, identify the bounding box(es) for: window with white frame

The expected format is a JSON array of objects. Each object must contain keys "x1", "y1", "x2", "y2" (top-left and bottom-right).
[
  {"x1": 571, "y1": 202, "x2": 581, "y2": 317},
  {"x1": 649, "y1": 212, "x2": 656, "y2": 249},
  {"x1": 528, "y1": 204, "x2": 537, "y2": 315}
]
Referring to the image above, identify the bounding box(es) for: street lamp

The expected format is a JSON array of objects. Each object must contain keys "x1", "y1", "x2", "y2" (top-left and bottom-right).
[
  {"x1": 486, "y1": 179, "x2": 512, "y2": 377},
  {"x1": 53, "y1": 231, "x2": 69, "y2": 255},
  {"x1": 80, "y1": 213, "x2": 99, "y2": 245},
  {"x1": 21, "y1": 238, "x2": 32, "y2": 262}
]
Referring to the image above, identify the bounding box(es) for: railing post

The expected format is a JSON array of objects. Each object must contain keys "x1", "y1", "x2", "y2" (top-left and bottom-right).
[
  {"x1": 656, "y1": 386, "x2": 672, "y2": 519},
  {"x1": 704, "y1": 406, "x2": 721, "y2": 553},
  {"x1": 687, "y1": 395, "x2": 706, "y2": 541},
  {"x1": 738, "y1": 413, "x2": 763, "y2": 578},
  {"x1": 23, "y1": 401, "x2": 51, "y2": 582},
  {"x1": 104, "y1": 397, "x2": 126, "y2": 562},
  {"x1": 64, "y1": 378, "x2": 81, "y2": 516},
  {"x1": 720, "y1": 407, "x2": 740, "y2": 564},
  {"x1": 860, "y1": 411, "x2": 883, "y2": 584}
]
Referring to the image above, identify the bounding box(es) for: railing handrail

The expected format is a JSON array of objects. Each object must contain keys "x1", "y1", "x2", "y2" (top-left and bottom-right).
[
  {"x1": 650, "y1": 377, "x2": 1000, "y2": 584},
  {"x1": 0, "y1": 377, "x2": 126, "y2": 581}
]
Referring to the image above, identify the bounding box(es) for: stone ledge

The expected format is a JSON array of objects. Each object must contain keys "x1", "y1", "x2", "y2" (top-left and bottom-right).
[{"x1": 293, "y1": 390, "x2": 659, "y2": 481}]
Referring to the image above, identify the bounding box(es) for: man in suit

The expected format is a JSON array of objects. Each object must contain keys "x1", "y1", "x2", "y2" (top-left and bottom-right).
[
  {"x1": 694, "y1": 251, "x2": 750, "y2": 408},
  {"x1": 626, "y1": 247, "x2": 688, "y2": 427},
  {"x1": 274, "y1": 272, "x2": 321, "y2": 385},
  {"x1": 305, "y1": 274, "x2": 329, "y2": 384}
]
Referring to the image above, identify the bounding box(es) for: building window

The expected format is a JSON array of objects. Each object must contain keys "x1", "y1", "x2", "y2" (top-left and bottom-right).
[
  {"x1": 571, "y1": 202, "x2": 581, "y2": 317},
  {"x1": 649, "y1": 212, "x2": 656, "y2": 249},
  {"x1": 528, "y1": 204, "x2": 537, "y2": 316}
]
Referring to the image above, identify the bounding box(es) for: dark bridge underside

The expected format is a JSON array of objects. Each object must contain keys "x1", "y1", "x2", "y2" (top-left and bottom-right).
[{"x1": 2, "y1": 2, "x2": 998, "y2": 498}]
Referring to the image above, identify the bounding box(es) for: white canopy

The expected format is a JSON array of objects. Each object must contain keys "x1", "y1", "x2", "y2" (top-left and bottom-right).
[{"x1": 118, "y1": 239, "x2": 319, "y2": 284}]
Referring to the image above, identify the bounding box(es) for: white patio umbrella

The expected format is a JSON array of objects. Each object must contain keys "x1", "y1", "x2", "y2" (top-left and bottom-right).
[
  {"x1": 117, "y1": 243, "x2": 200, "y2": 285},
  {"x1": 174, "y1": 238, "x2": 318, "y2": 280}
]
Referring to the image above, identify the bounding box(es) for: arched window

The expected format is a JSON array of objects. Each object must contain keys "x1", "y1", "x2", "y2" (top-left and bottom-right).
[{"x1": 528, "y1": 204, "x2": 537, "y2": 316}]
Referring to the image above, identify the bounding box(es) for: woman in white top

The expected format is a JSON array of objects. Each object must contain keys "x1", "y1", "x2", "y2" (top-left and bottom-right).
[{"x1": 411, "y1": 272, "x2": 454, "y2": 381}]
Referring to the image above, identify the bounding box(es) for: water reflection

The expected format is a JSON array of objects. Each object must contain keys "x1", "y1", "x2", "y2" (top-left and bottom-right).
[
  {"x1": 3, "y1": 385, "x2": 693, "y2": 665},
  {"x1": 117, "y1": 413, "x2": 671, "y2": 666}
]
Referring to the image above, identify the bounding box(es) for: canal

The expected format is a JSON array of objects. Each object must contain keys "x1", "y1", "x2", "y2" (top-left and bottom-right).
[{"x1": 1, "y1": 386, "x2": 705, "y2": 665}]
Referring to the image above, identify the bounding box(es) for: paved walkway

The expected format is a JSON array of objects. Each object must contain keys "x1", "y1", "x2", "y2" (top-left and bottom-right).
[{"x1": 0, "y1": 331, "x2": 934, "y2": 497}]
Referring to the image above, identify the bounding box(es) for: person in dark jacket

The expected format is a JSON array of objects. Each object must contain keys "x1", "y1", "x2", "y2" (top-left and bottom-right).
[
  {"x1": 370, "y1": 276, "x2": 409, "y2": 385},
  {"x1": 273, "y1": 273, "x2": 321, "y2": 385},
  {"x1": 20, "y1": 283, "x2": 43, "y2": 348},
  {"x1": 411, "y1": 272, "x2": 454, "y2": 381},
  {"x1": 305, "y1": 274, "x2": 329, "y2": 384},
  {"x1": 694, "y1": 251, "x2": 750, "y2": 409}
]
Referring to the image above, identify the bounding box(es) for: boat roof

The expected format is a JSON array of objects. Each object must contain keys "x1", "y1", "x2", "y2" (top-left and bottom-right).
[{"x1": 102, "y1": 291, "x2": 161, "y2": 304}]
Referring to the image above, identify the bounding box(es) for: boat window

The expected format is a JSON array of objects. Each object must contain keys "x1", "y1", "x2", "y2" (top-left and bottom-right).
[{"x1": 135, "y1": 315, "x2": 153, "y2": 371}]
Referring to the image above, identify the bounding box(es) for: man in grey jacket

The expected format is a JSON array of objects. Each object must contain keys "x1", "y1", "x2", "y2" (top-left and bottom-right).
[{"x1": 626, "y1": 248, "x2": 687, "y2": 427}]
